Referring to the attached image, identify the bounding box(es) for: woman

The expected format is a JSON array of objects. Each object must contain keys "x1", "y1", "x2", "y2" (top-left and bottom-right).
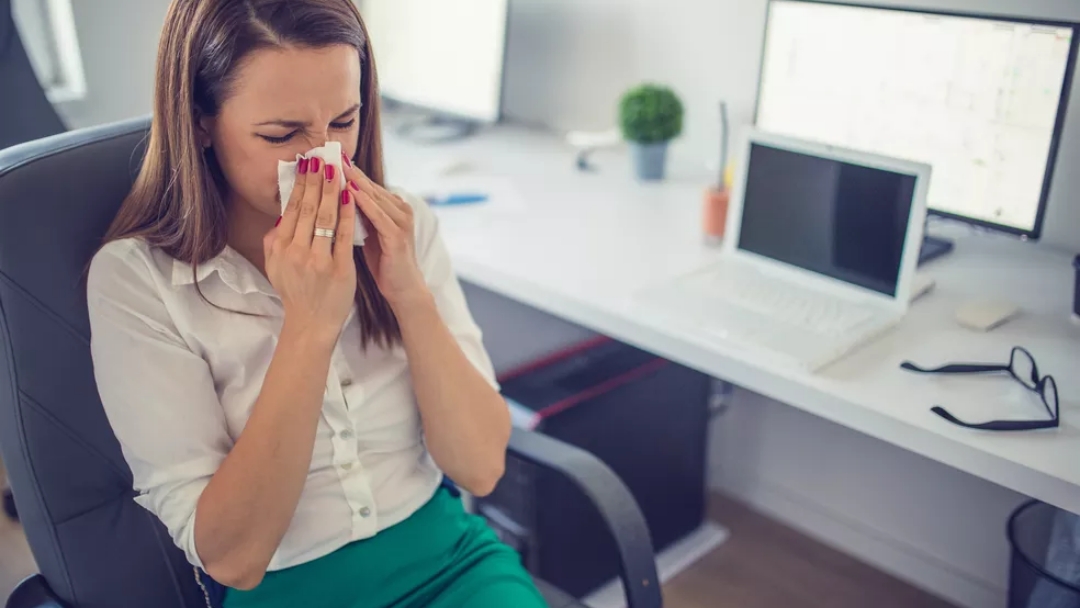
[{"x1": 86, "y1": 1, "x2": 546, "y2": 607}]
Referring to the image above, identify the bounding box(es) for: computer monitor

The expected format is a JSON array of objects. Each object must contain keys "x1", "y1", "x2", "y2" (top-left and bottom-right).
[
  {"x1": 359, "y1": 0, "x2": 510, "y2": 136},
  {"x1": 755, "y1": 0, "x2": 1078, "y2": 262}
]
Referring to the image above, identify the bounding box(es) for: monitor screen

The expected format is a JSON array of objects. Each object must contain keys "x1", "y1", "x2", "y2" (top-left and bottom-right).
[
  {"x1": 755, "y1": 0, "x2": 1077, "y2": 237},
  {"x1": 359, "y1": 0, "x2": 509, "y2": 123},
  {"x1": 738, "y1": 142, "x2": 918, "y2": 297}
]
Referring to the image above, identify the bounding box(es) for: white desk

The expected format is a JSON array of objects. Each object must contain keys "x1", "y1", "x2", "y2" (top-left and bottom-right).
[{"x1": 384, "y1": 123, "x2": 1080, "y2": 516}]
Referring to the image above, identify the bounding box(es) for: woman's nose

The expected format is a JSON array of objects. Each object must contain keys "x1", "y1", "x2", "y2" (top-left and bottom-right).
[{"x1": 298, "y1": 130, "x2": 331, "y2": 150}]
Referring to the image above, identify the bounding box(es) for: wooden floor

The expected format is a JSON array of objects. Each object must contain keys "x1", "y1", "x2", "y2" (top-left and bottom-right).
[
  {"x1": 0, "y1": 494, "x2": 955, "y2": 607},
  {"x1": 663, "y1": 495, "x2": 956, "y2": 608}
]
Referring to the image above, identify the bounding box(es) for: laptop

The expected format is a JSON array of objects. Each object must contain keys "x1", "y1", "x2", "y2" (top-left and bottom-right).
[{"x1": 637, "y1": 129, "x2": 930, "y2": 371}]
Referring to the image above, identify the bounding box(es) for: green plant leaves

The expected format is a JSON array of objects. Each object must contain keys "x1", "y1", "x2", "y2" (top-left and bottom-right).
[{"x1": 619, "y1": 84, "x2": 684, "y2": 144}]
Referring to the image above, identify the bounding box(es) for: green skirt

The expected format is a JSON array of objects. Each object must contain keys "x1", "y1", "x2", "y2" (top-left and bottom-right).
[{"x1": 224, "y1": 488, "x2": 548, "y2": 608}]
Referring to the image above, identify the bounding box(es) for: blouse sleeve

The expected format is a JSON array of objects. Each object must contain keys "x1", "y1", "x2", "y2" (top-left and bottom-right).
[
  {"x1": 87, "y1": 241, "x2": 231, "y2": 569},
  {"x1": 403, "y1": 192, "x2": 500, "y2": 390}
]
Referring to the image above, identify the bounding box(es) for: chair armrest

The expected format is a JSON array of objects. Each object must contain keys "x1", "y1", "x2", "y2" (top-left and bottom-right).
[
  {"x1": 6, "y1": 575, "x2": 67, "y2": 608},
  {"x1": 506, "y1": 427, "x2": 663, "y2": 608}
]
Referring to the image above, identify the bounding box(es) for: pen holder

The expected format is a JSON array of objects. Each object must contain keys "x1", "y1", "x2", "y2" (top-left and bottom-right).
[{"x1": 703, "y1": 187, "x2": 730, "y2": 246}]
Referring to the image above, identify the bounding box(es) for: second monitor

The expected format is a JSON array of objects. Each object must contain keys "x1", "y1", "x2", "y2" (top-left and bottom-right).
[
  {"x1": 755, "y1": 0, "x2": 1078, "y2": 262},
  {"x1": 359, "y1": 0, "x2": 510, "y2": 138}
]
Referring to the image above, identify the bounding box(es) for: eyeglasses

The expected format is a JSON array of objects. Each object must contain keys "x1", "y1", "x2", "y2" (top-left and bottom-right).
[{"x1": 900, "y1": 347, "x2": 1059, "y2": 431}]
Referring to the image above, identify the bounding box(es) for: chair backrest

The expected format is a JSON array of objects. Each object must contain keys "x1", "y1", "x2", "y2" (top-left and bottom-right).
[
  {"x1": 0, "y1": 0, "x2": 68, "y2": 150},
  {"x1": 0, "y1": 118, "x2": 207, "y2": 607}
]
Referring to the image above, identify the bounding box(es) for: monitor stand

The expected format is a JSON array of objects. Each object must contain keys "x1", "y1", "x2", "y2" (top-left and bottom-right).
[
  {"x1": 918, "y1": 235, "x2": 955, "y2": 266},
  {"x1": 395, "y1": 113, "x2": 479, "y2": 143}
]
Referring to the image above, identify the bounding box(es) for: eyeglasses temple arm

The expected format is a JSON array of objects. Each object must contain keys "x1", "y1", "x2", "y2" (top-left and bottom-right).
[
  {"x1": 931, "y1": 407, "x2": 1058, "y2": 431},
  {"x1": 901, "y1": 362, "x2": 1010, "y2": 374}
]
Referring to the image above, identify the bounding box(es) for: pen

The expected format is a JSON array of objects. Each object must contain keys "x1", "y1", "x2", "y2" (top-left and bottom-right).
[{"x1": 425, "y1": 193, "x2": 489, "y2": 206}]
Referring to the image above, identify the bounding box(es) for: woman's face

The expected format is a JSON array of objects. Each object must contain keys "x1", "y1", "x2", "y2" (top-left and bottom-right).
[{"x1": 202, "y1": 44, "x2": 362, "y2": 217}]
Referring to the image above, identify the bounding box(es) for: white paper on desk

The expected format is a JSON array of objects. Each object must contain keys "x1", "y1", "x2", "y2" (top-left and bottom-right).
[{"x1": 408, "y1": 176, "x2": 528, "y2": 217}]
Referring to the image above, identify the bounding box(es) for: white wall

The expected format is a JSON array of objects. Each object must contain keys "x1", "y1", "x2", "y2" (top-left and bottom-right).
[
  {"x1": 501, "y1": 0, "x2": 1080, "y2": 253},
  {"x1": 709, "y1": 387, "x2": 1026, "y2": 608},
  {"x1": 53, "y1": 0, "x2": 170, "y2": 129}
]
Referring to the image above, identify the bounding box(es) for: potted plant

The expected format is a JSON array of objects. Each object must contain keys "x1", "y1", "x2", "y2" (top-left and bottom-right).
[{"x1": 619, "y1": 84, "x2": 684, "y2": 181}]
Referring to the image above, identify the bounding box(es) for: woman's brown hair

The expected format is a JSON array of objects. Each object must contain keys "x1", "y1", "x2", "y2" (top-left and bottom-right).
[{"x1": 103, "y1": 0, "x2": 401, "y2": 348}]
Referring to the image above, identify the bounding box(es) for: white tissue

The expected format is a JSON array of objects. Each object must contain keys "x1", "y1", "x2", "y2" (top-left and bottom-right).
[{"x1": 277, "y1": 141, "x2": 367, "y2": 246}]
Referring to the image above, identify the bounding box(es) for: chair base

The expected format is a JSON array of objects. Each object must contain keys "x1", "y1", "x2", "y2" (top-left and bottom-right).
[{"x1": 6, "y1": 574, "x2": 65, "y2": 608}]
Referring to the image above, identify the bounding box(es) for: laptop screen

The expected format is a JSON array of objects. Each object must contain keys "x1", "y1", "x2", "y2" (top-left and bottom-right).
[{"x1": 737, "y1": 142, "x2": 917, "y2": 297}]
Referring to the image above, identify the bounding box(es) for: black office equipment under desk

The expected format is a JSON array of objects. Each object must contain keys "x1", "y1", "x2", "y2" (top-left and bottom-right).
[{"x1": 478, "y1": 337, "x2": 711, "y2": 599}]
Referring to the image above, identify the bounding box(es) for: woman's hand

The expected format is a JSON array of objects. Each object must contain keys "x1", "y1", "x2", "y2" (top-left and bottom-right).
[
  {"x1": 264, "y1": 157, "x2": 357, "y2": 343},
  {"x1": 342, "y1": 156, "x2": 430, "y2": 309}
]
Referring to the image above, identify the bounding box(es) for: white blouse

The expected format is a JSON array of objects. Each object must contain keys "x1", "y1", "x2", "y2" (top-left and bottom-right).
[{"x1": 86, "y1": 193, "x2": 498, "y2": 572}]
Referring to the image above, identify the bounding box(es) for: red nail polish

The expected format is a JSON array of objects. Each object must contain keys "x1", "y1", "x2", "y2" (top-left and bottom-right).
[
  {"x1": 275, "y1": 216, "x2": 282, "y2": 227},
  {"x1": 298, "y1": 158, "x2": 309, "y2": 175},
  {"x1": 310, "y1": 157, "x2": 321, "y2": 173},
  {"x1": 341, "y1": 190, "x2": 351, "y2": 206},
  {"x1": 349, "y1": 180, "x2": 359, "y2": 191},
  {"x1": 325, "y1": 163, "x2": 335, "y2": 182}
]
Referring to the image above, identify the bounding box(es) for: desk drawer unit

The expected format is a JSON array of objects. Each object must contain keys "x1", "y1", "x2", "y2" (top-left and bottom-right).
[{"x1": 478, "y1": 337, "x2": 711, "y2": 598}]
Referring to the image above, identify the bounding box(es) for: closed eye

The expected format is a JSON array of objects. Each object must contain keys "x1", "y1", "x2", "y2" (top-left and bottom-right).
[
  {"x1": 259, "y1": 131, "x2": 297, "y2": 144},
  {"x1": 258, "y1": 118, "x2": 355, "y2": 145}
]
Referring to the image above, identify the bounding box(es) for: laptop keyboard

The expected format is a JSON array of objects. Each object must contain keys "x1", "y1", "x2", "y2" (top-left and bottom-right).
[
  {"x1": 703, "y1": 266, "x2": 874, "y2": 336},
  {"x1": 635, "y1": 262, "x2": 885, "y2": 369}
]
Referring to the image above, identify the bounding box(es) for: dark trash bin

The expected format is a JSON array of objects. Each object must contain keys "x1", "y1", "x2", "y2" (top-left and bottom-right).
[{"x1": 1009, "y1": 500, "x2": 1080, "y2": 608}]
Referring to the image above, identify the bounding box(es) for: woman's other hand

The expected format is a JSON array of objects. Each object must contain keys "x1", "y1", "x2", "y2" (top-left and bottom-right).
[
  {"x1": 265, "y1": 156, "x2": 357, "y2": 342},
  {"x1": 342, "y1": 156, "x2": 430, "y2": 309}
]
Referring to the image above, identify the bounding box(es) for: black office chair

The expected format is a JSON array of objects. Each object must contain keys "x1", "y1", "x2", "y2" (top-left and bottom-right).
[
  {"x1": 0, "y1": 0, "x2": 69, "y2": 523},
  {"x1": 0, "y1": 118, "x2": 663, "y2": 608},
  {"x1": 0, "y1": 0, "x2": 68, "y2": 150}
]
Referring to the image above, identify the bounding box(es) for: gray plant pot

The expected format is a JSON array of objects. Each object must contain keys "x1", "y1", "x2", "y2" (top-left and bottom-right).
[{"x1": 631, "y1": 141, "x2": 669, "y2": 181}]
